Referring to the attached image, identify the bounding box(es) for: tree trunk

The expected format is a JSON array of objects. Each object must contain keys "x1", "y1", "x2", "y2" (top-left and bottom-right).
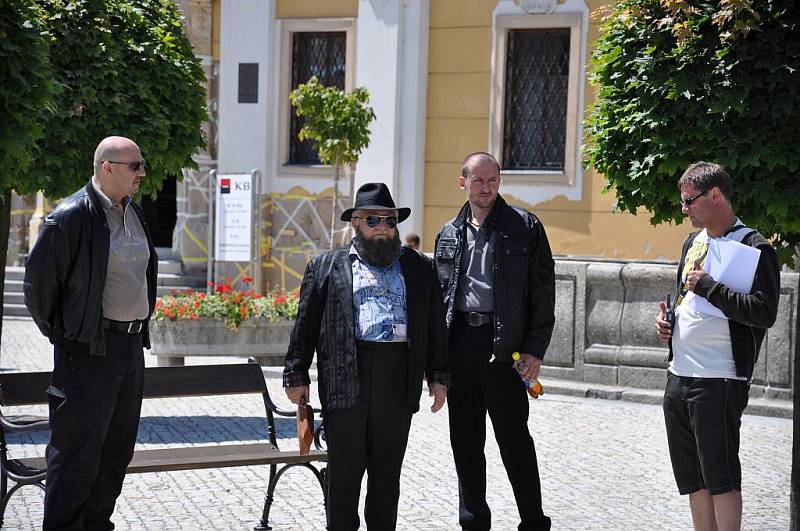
[
  {"x1": 329, "y1": 155, "x2": 341, "y2": 250},
  {"x1": 342, "y1": 163, "x2": 354, "y2": 246},
  {"x1": 0, "y1": 188, "x2": 12, "y2": 357},
  {"x1": 792, "y1": 245, "x2": 800, "y2": 530}
]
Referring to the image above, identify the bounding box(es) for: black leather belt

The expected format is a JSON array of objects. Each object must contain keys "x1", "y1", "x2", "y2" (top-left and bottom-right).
[
  {"x1": 103, "y1": 318, "x2": 145, "y2": 334},
  {"x1": 458, "y1": 311, "x2": 494, "y2": 327}
]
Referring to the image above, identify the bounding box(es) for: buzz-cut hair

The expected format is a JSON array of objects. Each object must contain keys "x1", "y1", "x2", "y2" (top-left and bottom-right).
[
  {"x1": 461, "y1": 152, "x2": 500, "y2": 178},
  {"x1": 678, "y1": 161, "x2": 733, "y2": 201}
]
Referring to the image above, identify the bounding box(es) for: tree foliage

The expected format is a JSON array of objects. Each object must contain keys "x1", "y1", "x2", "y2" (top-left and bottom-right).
[
  {"x1": 0, "y1": 0, "x2": 59, "y2": 183},
  {"x1": 21, "y1": 0, "x2": 207, "y2": 199},
  {"x1": 289, "y1": 76, "x2": 376, "y2": 166},
  {"x1": 585, "y1": 0, "x2": 800, "y2": 266},
  {"x1": 290, "y1": 76, "x2": 376, "y2": 249}
]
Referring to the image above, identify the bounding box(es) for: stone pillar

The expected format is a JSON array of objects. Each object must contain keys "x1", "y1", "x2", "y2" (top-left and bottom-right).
[
  {"x1": 176, "y1": 156, "x2": 216, "y2": 274},
  {"x1": 7, "y1": 192, "x2": 38, "y2": 266}
]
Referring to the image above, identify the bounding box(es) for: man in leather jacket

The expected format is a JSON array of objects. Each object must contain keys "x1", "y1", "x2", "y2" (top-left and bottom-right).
[
  {"x1": 434, "y1": 152, "x2": 555, "y2": 531},
  {"x1": 24, "y1": 136, "x2": 158, "y2": 530},
  {"x1": 284, "y1": 183, "x2": 449, "y2": 530}
]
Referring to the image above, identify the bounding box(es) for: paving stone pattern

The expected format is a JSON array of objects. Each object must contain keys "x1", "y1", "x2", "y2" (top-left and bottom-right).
[{"x1": 0, "y1": 318, "x2": 791, "y2": 530}]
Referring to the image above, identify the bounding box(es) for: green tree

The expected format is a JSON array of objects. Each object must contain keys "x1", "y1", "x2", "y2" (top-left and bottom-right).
[
  {"x1": 289, "y1": 76, "x2": 376, "y2": 249},
  {"x1": 0, "y1": 0, "x2": 206, "y2": 351},
  {"x1": 585, "y1": 0, "x2": 800, "y2": 265},
  {"x1": 585, "y1": 0, "x2": 800, "y2": 526},
  {"x1": 0, "y1": 0, "x2": 59, "y2": 343},
  {"x1": 28, "y1": 0, "x2": 207, "y2": 199}
]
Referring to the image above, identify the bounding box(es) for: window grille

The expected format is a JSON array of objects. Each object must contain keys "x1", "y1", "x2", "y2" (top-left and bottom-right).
[
  {"x1": 502, "y1": 28, "x2": 570, "y2": 171},
  {"x1": 289, "y1": 32, "x2": 346, "y2": 165}
]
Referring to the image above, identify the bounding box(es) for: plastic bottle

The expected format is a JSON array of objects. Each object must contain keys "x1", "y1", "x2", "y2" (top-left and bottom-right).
[{"x1": 512, "y1": 352, "x2": 544, "y2": 399}]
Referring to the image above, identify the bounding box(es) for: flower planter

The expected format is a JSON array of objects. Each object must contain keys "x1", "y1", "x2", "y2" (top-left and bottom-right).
[{"x1": 148, "y1": 317, "x2": 294, "y2": 367}]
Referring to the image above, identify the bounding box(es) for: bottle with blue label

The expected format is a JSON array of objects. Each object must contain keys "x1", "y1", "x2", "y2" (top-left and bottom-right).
[{"x1": 512, "y1": 352, "x2": 544, "y2": 399}]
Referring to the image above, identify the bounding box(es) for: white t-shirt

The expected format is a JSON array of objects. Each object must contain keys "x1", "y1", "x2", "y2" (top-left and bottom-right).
[{"x1": 669, "y1": 228, "x2": 746, "y2": 380}]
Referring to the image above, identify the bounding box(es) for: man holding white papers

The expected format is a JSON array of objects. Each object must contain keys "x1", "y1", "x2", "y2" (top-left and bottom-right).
[{"x1": 655, "y1": 162, "x2": 780, "y2": 530}]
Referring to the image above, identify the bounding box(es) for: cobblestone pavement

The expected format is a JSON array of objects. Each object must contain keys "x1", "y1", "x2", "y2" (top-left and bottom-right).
[{"x1": 0, "y1": 317, "x2": 791, "y2": 530}]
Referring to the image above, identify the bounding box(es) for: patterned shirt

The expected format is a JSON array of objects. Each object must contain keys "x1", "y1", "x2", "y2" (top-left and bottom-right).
[{"x1": 350, "y1": 245, "x2": 408, "y2": 342}]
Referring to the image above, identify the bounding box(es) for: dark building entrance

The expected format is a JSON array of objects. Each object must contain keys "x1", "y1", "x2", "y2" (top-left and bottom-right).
[{"x1": 141, "y1": 174, "x2": 177, "y2": 248}]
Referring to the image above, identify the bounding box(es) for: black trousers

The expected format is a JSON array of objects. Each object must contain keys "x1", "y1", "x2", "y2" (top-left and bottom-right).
[
  {"x1": 43, "y1": 329, "x2": 145, "y2": 531},
  {"x1": 323, "y1": 341, "x2": 412, "y2": 531},
  {"x1": 448, "y1": 319, "x2": 550, "y2": 531}
]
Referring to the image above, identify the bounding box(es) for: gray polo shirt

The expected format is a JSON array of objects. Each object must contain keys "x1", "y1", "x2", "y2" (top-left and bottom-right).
[
  {"x1": 455, "y1": 221, "x2": 495, "y2": 312},
  {"x1": 92, "y1": 179, "x2": 150, "y2": 321}
]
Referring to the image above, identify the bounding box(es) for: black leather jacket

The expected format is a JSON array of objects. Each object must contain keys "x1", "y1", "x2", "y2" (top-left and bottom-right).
[
  {"x1": 283, "y1": 245, "x2": 450, "y2": 412},
  {"x1": 24, "y1": 182, "x2": 158, "y2": 355},
  {"x1": 434, "y1": 195, "x2": 555, "y2": 361}
]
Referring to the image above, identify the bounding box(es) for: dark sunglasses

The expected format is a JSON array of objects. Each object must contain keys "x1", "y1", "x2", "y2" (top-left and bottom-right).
[
  {"x1": 680, "y1": 190, "x2": 706, "y2": 207},
  {"x1": 353, "y1": 215, "x2": 398, "y2": 229},
  {"x1": 106, "y1": 159, "x2": 146, "y2": 172}
]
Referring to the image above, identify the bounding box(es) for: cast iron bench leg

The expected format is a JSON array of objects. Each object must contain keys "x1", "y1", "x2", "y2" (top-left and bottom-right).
[{"x1": 254, "y1": 463, "x2": 327, "y2": 531}]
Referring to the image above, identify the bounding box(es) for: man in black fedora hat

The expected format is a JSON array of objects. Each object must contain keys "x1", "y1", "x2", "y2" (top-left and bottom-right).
[{"x1": 284, "y1": 182, "x2": 450, "y2": 530}]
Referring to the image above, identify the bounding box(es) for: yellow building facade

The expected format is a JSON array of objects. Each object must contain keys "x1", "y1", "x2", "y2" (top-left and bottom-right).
[
  {"x1": 207, "y1": 0, "x2": 696, "y2": 289},
  {"x1": 422, "y1": 0, "x2": 691, "y2": 259}
]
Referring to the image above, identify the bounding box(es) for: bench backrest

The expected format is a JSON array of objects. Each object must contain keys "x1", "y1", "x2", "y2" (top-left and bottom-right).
[
  {"x1": 0, "y1": 363, "x2": 269, "y2": 405},
  {"x1": 142, "y1": 363, "x2": 268, "y2": 399},
  {"x1": 0, "y1": 371, "x2": 51, "y2": 406}
]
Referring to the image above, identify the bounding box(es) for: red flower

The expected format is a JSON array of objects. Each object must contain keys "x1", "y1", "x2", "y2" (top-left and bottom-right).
[
  {"x1": 243, "y1": 276, "x2": 254, "y2": 283},
  {"x1": 207, "y1": 281, "x2": 215, "y2": 287}
]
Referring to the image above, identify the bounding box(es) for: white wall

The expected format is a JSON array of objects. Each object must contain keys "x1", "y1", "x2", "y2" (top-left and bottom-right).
[
  {"x1": 354, "y1": 0, "x2": 429, "y2": 237},
  {"x1": 218, "y1": 0, "x2": 275, "y2": 184}
]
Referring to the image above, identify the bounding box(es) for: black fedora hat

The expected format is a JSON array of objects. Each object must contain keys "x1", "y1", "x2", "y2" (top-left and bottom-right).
[{"x1": 340, "y1": 182, "x2": 411, "y2": 223}]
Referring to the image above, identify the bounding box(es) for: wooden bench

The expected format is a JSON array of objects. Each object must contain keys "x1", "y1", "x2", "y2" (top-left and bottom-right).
[{"x1": 0, "y1": 362, "x2": 327, "y2": 530}]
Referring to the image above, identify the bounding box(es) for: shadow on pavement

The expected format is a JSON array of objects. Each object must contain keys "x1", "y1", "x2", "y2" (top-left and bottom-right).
[{"x1": 8, "y1": 416, "x2": 323, "y2": 445}]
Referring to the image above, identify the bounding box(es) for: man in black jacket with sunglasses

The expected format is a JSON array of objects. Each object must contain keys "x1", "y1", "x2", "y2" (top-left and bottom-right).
[
  {"x1": 24, "y1": 136, "x2": 158, "y2": 531},
  {"x1": 284, "y1": 182, "x2": 449, "y2": 530}
]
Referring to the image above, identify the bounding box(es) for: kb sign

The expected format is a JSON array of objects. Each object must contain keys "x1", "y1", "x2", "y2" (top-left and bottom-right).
[{"x1": 214, "y1": 173, "x2": 254, "y2": 262}]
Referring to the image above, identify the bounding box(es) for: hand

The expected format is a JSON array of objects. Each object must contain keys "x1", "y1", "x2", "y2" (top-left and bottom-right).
[
  {"x1": 655, "y1": 301, "x2": 672, "y2": 342},
  {"x1": 429, "y1": 383, "x2": 447, "y2": 413},
  {"x1": 286, "y1": 385, "x2": 309, "y2": 405},
  {"x1": 517, "y1": 354, "x2": 542, "y2": 381},
  {"x1": 685, "y1": 260, "x2": 706, "y2": 292}
]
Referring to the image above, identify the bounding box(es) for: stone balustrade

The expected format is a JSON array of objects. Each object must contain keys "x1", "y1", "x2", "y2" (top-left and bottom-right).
[{"x1": 541, "y1": 259, "x2": 797, "y2": 400}]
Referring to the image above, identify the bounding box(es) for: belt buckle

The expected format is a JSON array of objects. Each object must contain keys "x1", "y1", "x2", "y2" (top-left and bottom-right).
[
  {"x1": 466, "y1": 312, "x2": 482, "y2": 327},
  {"x1": 127, "y1": 321, "x2": 142, "y2": 334}
]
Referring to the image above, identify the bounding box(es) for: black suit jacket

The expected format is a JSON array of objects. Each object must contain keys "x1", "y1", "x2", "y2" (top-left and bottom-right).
[{"x1": 283, "y1": 245, "x2": 450, "y2": 412}]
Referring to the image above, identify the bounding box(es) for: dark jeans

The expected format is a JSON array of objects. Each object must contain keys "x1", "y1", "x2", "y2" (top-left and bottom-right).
[
  {"x1": 324, "y1": 341, "x2": 412, "y2": 531},
  {"x1": 448, "y1": 320, "x2": 550, "y2": 531},
  {"x1": 43, "y1": 329, "x2": 145, "y2": 531}
]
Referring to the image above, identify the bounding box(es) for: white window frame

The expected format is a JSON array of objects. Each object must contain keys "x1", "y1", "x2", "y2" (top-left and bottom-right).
[
  {"x1": 277, "y1": 18, "x2": 356, "y2": 179},
  {"x1": 489, "y1": 13, "x2": 582, "y2": 185}
]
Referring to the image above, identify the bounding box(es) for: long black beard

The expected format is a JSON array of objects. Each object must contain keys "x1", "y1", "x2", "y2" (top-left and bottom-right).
[{"x1": 353, "y1": 229, "x2": 402, "y2": 267}]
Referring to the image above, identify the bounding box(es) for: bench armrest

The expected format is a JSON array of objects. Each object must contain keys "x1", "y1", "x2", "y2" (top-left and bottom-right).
[
  {"x1": 261, "y1": 393, "x2": 322, "y2": 418},
  {"x1": 0, "y1": 414, "x2": 50, "y2": 433}
]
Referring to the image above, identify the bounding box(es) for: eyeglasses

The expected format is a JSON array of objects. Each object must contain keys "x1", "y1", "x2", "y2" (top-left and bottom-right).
[
  {"x1": 105, "y1": 159, "x2": 146, "y2": 172},
  {"x1": 680, "y1": 190, "x2": 707, "y2": 207},
  {"x1": 352, "y1": 215, "x2": 398, "y2": 229}
]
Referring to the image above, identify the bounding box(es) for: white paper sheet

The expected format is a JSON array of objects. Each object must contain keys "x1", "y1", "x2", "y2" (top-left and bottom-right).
[{"x1": 687, "y1": 238, "x2": 761, "y2": 319}]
